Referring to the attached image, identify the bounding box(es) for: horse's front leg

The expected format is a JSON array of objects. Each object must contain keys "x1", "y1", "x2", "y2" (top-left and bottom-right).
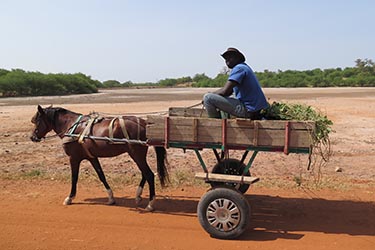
[
  {"x1": 63, "y1": 158, "x2": 81, "y2": 205},
  {"x1": 89, "y1": 157, "x2": 115, "y2": 205}
]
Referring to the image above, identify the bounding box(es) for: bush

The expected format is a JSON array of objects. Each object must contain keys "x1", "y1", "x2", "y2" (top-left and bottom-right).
[{"x1": 0, "y1": 69, "x2": 98, "y2": 97}]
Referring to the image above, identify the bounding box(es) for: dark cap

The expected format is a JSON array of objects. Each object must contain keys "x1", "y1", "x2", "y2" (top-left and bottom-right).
[{"x1": 221, "y1": 47, "x2": 246, "y2": 62}]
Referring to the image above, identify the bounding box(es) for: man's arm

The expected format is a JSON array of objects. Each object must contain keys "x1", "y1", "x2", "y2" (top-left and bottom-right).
[{"x1": 214, "y1": 80, "x2": 237, "y2": 96}]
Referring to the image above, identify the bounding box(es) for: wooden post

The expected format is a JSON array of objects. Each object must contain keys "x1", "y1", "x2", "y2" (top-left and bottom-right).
[
  {"x1": 164, "y1": 116, "x2": 170, "y2": 148},
  {"x1": 253, "y1": 121, "x2": 259, "y2": 146},
  {"x1": 193, "y1": 118, "x2": 198, "y2": 142},
  {"x1": 221, "y1": 119, "x2": 227, "y2": 152},
  {"x1": 284, "y1": 121, "x2": 290, "y2": 154}
]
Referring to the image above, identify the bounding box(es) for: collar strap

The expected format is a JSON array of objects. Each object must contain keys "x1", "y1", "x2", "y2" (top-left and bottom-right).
[{"x1": 66, "y1": 115, "x2": 83, "y2": 135}]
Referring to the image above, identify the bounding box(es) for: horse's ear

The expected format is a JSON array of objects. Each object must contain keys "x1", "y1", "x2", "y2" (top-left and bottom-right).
[{"x1": 37, "y1": 105, "x2": 44, "y2": 114}]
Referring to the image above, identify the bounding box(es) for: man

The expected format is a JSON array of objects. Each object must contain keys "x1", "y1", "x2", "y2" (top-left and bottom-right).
[{"x1": 203, "y1": 47, "x2": 268, "y2": 119}]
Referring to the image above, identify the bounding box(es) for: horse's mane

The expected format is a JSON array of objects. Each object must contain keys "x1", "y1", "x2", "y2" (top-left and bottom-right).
[{"x1": 43, "y1": 107, "x2": 80, "y2": 126}]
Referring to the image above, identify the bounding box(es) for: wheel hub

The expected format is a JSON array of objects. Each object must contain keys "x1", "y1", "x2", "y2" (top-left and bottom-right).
[{"x1": 206, "y1": 198, "x2": 241, "y2": 232}]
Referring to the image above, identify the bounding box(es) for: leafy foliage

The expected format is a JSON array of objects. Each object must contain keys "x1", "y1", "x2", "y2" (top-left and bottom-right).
[
  {"x1": 0, "y1": 69, "x2": 99, "y2": 97},
  {"x1": 192, "y1": 73, "x2": 227, "y2": 87},
  {"x1": 151, "y1": 58, "x2": 375, "y2": 88},
  {"x1": 262, "y1": 102, "x2": 333, "y2": 143},
  {"x1": 262, "y1": 101, "x2": 333, "y2": 179},
  {"x1": 1, "y1": 58, "x2": 374, "y2": 97},
  {"x1": 257, "y1": 59, "x2": 375, "y2": 87}
]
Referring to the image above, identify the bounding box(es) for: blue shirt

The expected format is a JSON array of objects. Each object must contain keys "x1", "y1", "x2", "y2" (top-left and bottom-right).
[{"x1": 228, "y1": 63, "x2": 268, "y2": 112}]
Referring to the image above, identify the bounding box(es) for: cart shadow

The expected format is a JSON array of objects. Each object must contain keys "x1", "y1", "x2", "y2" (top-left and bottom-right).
[
  {"x1": 239, "y1": 194, "x2": 375, "y2": 241},
  {"x1": 84, "y1": 193, "x2": 375, "y2": 241}
]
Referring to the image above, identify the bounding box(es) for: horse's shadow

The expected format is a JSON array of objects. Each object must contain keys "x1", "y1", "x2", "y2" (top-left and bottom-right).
[
  {"x1": 83, "y1": 192, "x2": 375, "y2": 241},
  {"x1": 84, "y1": 194, "x2": 200, "y2": 217}
]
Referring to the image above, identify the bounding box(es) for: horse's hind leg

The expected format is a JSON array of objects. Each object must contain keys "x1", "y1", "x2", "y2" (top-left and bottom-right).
[
  {"x1": 135, "y1": 174, "x2": 147, "y2": 206},
  {"x1": 89, "y1": 157, "x2": 115, "y2": 205},
  {"x1": 130, "y1": 148, "x2": 156, "y2": 212},
  {"x1": 142, "y1": 167, "x2": 156, "y2": 212},
  {"x1": 64, "y1": 158, "x2": 81, "y2": 205}
]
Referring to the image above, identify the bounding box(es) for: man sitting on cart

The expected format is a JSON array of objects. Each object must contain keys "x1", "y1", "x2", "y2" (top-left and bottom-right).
[{"x1": 203, "y1": 47, "x2": 268, "y2": 119}]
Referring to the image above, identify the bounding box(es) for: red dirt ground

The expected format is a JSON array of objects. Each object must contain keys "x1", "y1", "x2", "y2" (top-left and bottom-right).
[{"x1": 1, "y1": 87, "x2": 375, "y2": 250}]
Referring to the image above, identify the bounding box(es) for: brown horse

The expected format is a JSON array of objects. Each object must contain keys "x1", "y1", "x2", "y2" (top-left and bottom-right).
[{"x1": 30, "y1": 105, "x2": 168, "y2": 211}]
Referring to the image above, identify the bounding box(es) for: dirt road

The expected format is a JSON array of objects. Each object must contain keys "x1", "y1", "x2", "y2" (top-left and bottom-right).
[{"x1": 1, "y1": 87, "x2": 375, "y2": 250}]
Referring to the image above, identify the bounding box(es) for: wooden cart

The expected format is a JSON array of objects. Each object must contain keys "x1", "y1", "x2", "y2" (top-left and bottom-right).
[{"x1": 146, "y1": 108, "x2": 315, "y2": 239}]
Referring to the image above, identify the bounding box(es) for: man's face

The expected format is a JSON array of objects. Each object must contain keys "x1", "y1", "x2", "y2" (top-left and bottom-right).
[{"x1": 224, "y1": 53, "x2": 240, "y2": 69}]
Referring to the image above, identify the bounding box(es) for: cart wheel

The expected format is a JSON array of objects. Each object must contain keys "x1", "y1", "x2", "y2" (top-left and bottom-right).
[
  {"x1": 197, "y1": 187, "x2": 250, "y2": 239},
  {"x1": 211, "y1": 159, "x2": 250, "y2": 193}
]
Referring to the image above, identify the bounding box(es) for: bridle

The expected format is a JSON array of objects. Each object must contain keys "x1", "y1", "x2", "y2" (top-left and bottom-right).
[{"x1": 31, "y1": 111, "x2": 71, "y2": 141}]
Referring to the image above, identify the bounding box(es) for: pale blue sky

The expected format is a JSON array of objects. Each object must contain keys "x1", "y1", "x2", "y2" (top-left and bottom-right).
[{"x1": 1, "y1": 0, "x2": 374, "y2": 83}]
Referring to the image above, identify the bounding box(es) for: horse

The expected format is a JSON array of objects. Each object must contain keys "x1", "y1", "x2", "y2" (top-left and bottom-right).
[{"x1": 30, "y1": 105, "x2": 168, "y2": 211}]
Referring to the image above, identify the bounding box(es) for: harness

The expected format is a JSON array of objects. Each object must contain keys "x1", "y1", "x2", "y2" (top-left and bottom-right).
[
  {"x1": 63, "y1": 114, "x2": 137, "y2": 158},
  {"x1": 109, "y1": 116, "x2": 130, "y2": 140}
]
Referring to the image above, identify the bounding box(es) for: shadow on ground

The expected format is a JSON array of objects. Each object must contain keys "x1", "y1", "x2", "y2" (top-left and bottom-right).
[{"x1": 85, "y1": 192, "x2": 375, "y2": 241}]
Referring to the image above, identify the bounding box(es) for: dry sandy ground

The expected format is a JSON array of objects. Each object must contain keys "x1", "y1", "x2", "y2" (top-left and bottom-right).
[{"x1": 0, "y1": 87, "x2": 375, "y2": 250}]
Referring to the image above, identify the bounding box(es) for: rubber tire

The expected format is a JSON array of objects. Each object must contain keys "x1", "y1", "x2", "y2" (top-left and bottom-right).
[
  {"x1": 197, "y1": 187, "x2": 250, "y2": 240},
  {"x1": 211, "y1": 159, "x2": 250, "y2": 194}
]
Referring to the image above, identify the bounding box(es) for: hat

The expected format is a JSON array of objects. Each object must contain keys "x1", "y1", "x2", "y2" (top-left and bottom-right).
[{"x1": 221, "y1": 47, "x2": 246, "y2": 62}]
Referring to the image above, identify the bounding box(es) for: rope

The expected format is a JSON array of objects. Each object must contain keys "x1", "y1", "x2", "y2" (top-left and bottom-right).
[
  {"x1": 92, "y1": 110, "x2": 168, "y2": 117},
  {"x1": 87, "y1": 102, "x2": 203, "y2": 117},
  {"x1": 185, "y1": 102, "x2": 203, "y2": 109},
  {"x1": 41, "y1": 102, "x2": 204, "y2": 141}
]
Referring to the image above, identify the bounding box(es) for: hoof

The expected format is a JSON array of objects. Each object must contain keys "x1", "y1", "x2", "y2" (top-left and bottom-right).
[
  {"x1": 145, "y1": 204, "x2": 154, "y2": 212},
  {"x1": 63, "y1": 197, "x2": 73, "y2": 205},
  {"x1": 145, "y1": 199, "x2": 155, "y2": 212},
  {"x1": 107, "y1": 198, "x2": 116, "y2": 205}
]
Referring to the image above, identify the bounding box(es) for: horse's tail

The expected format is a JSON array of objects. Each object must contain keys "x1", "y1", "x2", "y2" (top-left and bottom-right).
[{"x1": 155, "y1": 146, "x2": 169, "y2": 187}]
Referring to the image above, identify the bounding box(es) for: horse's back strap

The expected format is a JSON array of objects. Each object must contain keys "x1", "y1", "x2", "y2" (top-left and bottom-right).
[
  {"x1": 78, "y1": 117, "x2": 95, "y2": 144},
  {"x1": 109, "y1": 117, "x2": 130, "y2": 140},
  {"x1": 119, "y1": 117, "x2": 130, "y2": 139}
]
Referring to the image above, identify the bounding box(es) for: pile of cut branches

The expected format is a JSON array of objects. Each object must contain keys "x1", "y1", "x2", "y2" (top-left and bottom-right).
[{"x1": 262, "y1": 102, "x2": 333, "y2": 180}]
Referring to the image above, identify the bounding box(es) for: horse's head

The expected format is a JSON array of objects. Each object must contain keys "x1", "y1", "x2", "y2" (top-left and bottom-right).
[{"x1": 30, "y1": 105, "x2": 54, "y2": 142}]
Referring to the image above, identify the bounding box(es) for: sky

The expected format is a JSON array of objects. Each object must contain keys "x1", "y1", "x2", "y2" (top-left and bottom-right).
[{"x1": 1, "y1": 0, "x2": 374, "y2": 83}]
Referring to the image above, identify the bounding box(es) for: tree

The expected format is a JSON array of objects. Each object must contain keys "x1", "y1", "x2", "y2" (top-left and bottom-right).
[
  {"x1": 158, "y1": 78, "x2": 177, "y2": 87},
  {"x1": 192, "y1": 73, "x2": 210, "y2": 83},
  {"x1": 102, "y1": 80, "x2": 122, "y2": 88}
]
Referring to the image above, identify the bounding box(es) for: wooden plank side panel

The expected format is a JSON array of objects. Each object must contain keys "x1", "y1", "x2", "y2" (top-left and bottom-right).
[
  {"x1": 226, "y1": 128, "x2": 312, "y2": 147},
  {"x1": 234, "y1": 119, "x2": 315, "y2": 130},
  {"x1": 169, "y1": 107, "x2": 208, "y2": 117},
  {"x1": 256, "y1": 130, "x2": 312, "y2": 148},
  {"x1": 147, "y1": 125, "x2": 222, "y2": 143},
  {"x1": 149, "y1": 116, "x2": 315, "y2": 131},
  {"x1": 146, "y1": 116, "x2": 314, "y2": 148},
  {"x1": 146, "y1": 115, "x2": 165, "y2": 139}
]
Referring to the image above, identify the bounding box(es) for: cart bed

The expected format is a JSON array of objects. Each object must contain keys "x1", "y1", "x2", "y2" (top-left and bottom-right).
[{"x1": 146, "y1": 116, "x2": 315, "y2": 154}]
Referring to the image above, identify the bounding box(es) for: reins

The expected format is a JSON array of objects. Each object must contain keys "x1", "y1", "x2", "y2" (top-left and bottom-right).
[
  {"x1": 91, "y1": 101, "x2": 204, "y2": 117},
  {"x1": 39, "y1": 102, "x2": 204, "y2": 141}
]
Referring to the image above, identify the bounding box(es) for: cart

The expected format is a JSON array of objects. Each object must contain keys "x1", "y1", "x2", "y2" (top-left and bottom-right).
[{"x1": 146, "y1": 107, "x2": 314, "y2": 239}]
